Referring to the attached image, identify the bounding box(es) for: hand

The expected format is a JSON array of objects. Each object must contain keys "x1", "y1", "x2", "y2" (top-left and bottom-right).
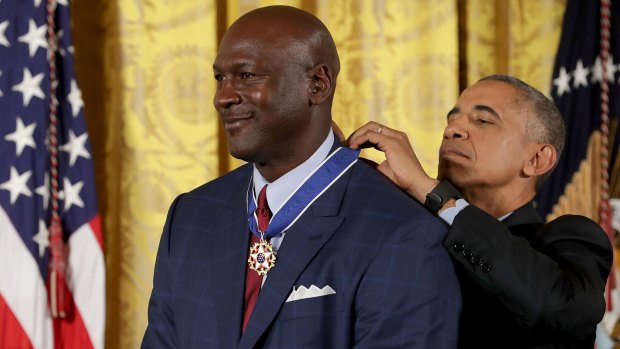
[{"x1": 346, "y1": 121, "x2": 438, "y2": 203}]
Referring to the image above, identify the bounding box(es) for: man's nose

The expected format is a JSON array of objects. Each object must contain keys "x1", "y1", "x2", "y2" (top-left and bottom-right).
[
  {"x1": 214, "y1": 80, "x2": 241, "y2": 109},
  {"x1": 443, "y1": 118, "x2": 468, "y2": 140}
]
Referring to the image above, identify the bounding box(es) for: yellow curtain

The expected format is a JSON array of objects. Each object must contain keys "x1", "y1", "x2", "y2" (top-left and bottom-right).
[
  {"x1": 319, "y1": 0, "x2": 459, "y2": 176},
  {"x1": 71, "y1": 1, "x2": 566, "y2": 347},
  {"x1": 464, "y1": 0, "x2": 565, "y2": 93},
  {"x1": 72, "y1": 1, "x2": 219, "y2": 348}
]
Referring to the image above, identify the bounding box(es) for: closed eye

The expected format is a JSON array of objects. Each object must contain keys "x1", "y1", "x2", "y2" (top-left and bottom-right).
[{"x1": 475, "y1": 118, "x2": 494, "y2": 125}]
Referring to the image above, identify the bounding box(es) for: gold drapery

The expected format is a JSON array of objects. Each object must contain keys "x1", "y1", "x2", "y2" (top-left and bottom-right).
[{"x1": 71, "y1": 1, "x2": 565, "y2": 347}]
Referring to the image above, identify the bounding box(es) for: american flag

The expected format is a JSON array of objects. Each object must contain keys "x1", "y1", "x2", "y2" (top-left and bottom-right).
[
  {"x1": 536, "y1": 0, "x2": 620, "y2": 220},
  {"x1": 535, "y1": 0, "x2": 619, "y2": 346},
  {"x1": 0, "y1": 1, "x2": 105, "y2": 349}
]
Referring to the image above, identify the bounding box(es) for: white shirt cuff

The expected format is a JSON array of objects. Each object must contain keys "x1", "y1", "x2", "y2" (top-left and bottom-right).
[{"x1": 438, "y1": 198, "x2": 469, "y2": 225}]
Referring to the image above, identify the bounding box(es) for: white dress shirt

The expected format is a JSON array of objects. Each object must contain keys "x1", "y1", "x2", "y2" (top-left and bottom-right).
[{"x1": 251, "y1": 129, "x2": 335, "y2": 253}]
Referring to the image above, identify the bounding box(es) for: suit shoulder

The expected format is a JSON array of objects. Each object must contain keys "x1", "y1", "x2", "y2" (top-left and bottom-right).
[
  {"x1": 542, "y1": 214, "x2": 612, "y2": 255},
  {"x1": 347, "y1": 160, "x2": 437, "y2": 220},
  {"x1": 185, "y1": 163, "x2": 252, "y2": 196}
]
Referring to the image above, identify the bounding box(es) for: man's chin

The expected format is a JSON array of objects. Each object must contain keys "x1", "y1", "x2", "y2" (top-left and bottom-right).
[
  {"x1": 437, "y1": 163, "x2": 460, "y2": 184},
  {"x1": 229, "y1": 152, "x2": 253, "y2": 163},
  {"x1": 227, "y1": 144, "x2": 254, "y2": 163}
]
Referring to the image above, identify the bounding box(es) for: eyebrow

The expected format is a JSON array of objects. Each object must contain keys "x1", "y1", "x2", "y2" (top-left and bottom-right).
[
  {"x1": 213, "y1": 61, "x2": 255, "y2": 71},
  {"x1": 446, "y1": 105, "x2": 501, "y2": 120}
]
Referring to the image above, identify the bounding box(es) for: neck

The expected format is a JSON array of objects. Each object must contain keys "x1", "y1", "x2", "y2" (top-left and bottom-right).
[
  {"x1": 256, "y1": 124, "x2": 332, "y2": 182},
  {"x1": 256, "y1": 161, "x2": 302, "y2": 183},
  {"x1": 462, "y1": 185, "x2": 535, "y2": 218}
]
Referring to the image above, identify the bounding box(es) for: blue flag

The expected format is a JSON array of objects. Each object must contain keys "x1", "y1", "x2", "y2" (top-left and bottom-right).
[{"x1": 537, "y1": 0, "x2": 620, "y2": 218}]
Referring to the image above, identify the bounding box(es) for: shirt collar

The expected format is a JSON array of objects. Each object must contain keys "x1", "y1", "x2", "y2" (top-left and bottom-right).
[{"x1": 252, "y1": 129, "x2": 335, "y2": 214}]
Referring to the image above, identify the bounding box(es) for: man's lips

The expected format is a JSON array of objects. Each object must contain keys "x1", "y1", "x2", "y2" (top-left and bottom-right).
[
  {"x1": 439, "y1": 146, "x2": 469, "y2": 159},
  {"x1": 221, "y1": 115, "x2": 252, "y2": 130}
]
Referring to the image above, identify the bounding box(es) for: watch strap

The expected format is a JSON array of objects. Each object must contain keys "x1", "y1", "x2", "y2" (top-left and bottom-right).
[{"x1": 424, "y1": 181, "x2": 461, "y2": 214}]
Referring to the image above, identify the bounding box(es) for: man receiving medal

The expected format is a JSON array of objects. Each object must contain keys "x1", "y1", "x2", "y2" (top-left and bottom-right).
[{"x1": 142, "y1": 6, "x2": 461, "y2": 348}]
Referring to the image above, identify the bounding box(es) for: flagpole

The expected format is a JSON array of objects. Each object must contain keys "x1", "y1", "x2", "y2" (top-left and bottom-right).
[
  {"x1": 46, "y1": 0, "x2": 70, "y2": 319},
  {"x1": 599, "y1": 0, "x2": 614, "y2": 311}
]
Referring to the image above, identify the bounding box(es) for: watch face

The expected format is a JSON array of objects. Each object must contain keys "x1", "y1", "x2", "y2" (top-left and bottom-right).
[
  {"x1": 425, "y1": 192, "x2": 443, "y2": 212},
  {"x1": 424, "y1": 181, "x2": 461, "y2": 214}
]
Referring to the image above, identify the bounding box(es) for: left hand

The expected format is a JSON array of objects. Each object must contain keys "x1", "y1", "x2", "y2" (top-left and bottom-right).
[{"x1": 346, "y1": 121, "x2": 438, "y2": 203}]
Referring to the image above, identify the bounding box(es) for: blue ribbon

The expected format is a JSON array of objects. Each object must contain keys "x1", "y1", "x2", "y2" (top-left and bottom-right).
[{"x1": 247, "y1": 147, "x2": 360, "y2": 239}]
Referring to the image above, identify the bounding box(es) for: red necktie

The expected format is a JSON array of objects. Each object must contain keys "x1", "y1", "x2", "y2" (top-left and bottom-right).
[{"x1": 242, "y1": 185, "x2": 271, "y2": 332}]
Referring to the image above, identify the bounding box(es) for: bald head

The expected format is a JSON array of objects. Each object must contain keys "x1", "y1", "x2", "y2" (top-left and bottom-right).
[
  {"x1": 223, "y1": 6, "x2": 340, "y2": 82},
  {"x1": 213, "y1": 6, "x2": 341, "y2": 178}
]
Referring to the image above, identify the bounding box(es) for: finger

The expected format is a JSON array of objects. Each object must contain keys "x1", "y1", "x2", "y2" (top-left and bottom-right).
[
  {"x1": 345, "y1": 121, "x2": 382, "y2": 145},
  {"x1": 348, "y1": 126, "x2": 395, "y2": 149},
  {"x1": 347, "y1": 130, "x2": 380, "y2": 149},
  {"x1": 373, "y1": 124, "x2": 399, "y2": 138},
  {"x1": 349, "y1": 131, "x2": 402, "y2": 156},
  {"x1": 376, "y1": 160, "x2": 397, "y2": 183}
]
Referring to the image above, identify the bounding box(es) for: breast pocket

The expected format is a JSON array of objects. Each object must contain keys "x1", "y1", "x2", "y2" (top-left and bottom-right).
[
  {"x1": 277, "y1": 282, "x2": 344, "y2": 321},
  {"x1": 268, "y1": 285, "x2": 350, "y2": 349}
]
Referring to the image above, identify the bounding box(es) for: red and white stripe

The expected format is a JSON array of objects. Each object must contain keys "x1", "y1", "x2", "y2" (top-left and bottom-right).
[{"x1": 0, "y1": 206, "x2": 105, "y2": 349}]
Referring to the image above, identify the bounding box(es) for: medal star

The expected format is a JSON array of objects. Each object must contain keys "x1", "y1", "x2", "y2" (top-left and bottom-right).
[
  {"x1": 18, "y1": 19, "x2": 47, "y2": 58},
  {"x1": 0, "y1": 71, "x2": 4, "y2": 97},
  {"x1": 553, "y1": 67, "x2": 571, "y2": 96},
  {"x1": 34, "y1": 0, "x2": 42, "y2": 7},
  {"x1": 35, "y1": 173, "x2": 50, "y2": 210},
  {"x1": 32, "y1": 220, "x2": 49, "y2": 258},
  {"x1": 249, "y1": 240, "x2": 276, "y2": 274},
  {"x1": 67, "y1": 80, "x2": 84, "y2": 117},
  {"x1": 12, "y1": 68, "x2": 45, "y2": 107},
  {"x1": 62, "y1": 177, "x2": 84, "y2": 211},
  {"x1": 572, "y1": 60, "x2": 589, "y2": 88},
  {"x1": 4, "y1": 117, "x2": 37, "y2": 156},
  {"x1": 0, "y1": 20, "x2": 9, "y2": 48},
  {"x1": 60, "y1": 130, "x2": 91, "y2": 166},
  {"x1": 0, "y1": 167, "x2": 33, "y2": 204},
  {"x1": 58, "y1": 0, "x2": 68, "y2": 6}
]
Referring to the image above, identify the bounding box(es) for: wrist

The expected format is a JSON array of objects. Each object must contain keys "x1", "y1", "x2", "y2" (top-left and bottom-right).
[
  {"x1": 437, "y1": 198, "x2": 457, "y2": 214},
  {"x1": 423, "y1": 181, "x2": 462, "y2": 215},
  {"x1": 408, "y1": 178, "x2": 439, "y2": 203}
]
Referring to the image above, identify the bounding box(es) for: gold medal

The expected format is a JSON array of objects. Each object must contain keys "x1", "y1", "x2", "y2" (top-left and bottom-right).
[{"x1": 248, "y1": 238, "x2": 276, "y2": 276}]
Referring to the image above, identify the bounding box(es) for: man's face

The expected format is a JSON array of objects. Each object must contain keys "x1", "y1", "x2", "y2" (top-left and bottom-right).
[
  {"x1": 213, "y1": 28, "x2": 311, "y2": 163},
  {"x1": 438, "y1": 80, "x2": 533, "y2": 191}
]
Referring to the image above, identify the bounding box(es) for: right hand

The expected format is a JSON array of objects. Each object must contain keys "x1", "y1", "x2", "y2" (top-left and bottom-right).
[{"x1": 346, "y1": 121, "x2": 438, "y2": 203}]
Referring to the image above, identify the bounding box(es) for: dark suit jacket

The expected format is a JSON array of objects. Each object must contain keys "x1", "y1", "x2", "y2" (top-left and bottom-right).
[
  {"x1": 142, "y1": 159, "x2": 462, "y2": 348},
  {"x1": 444, "y1": 202, "x2": 612, "y2": 348}
]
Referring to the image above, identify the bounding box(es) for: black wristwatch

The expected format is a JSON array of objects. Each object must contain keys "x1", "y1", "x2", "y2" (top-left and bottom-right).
[{"x1": 424, "y1": 181, "x2": 462, "y2": 214}]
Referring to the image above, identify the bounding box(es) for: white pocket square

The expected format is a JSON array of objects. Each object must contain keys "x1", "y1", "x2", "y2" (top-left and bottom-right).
[{"x1": 285, "y1": 285, "x2": 336, "y2": 303}]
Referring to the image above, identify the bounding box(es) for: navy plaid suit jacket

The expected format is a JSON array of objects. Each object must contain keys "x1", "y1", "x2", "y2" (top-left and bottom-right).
[{"x1": 142, "y1": 159, "x2": 462, "y2": 348}]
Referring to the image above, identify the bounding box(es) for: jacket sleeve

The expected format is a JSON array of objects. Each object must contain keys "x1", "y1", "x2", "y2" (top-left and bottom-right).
[
  {"x1": 141, "y1": 195, "x2": 184, "y2": 349},
  {"x1": 444, "y1": 204, "x2": 612, "y2": 332}
]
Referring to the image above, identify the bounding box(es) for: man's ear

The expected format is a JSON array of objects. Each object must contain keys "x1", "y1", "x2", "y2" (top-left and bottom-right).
[
  {"x1": 523, "y1": 144, "x2": 556, "y2": 178},
  {"x1": 308, "y1": 64, "x2": 332, "y2": 106}
]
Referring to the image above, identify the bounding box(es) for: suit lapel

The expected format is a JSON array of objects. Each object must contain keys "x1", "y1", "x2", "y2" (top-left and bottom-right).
[
  {"x1": 238, "y1": 167, "x2": 351, "y2": 349},
  {"x1": 211, "y1": 168, "x2": 253, "y2": 347}
]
